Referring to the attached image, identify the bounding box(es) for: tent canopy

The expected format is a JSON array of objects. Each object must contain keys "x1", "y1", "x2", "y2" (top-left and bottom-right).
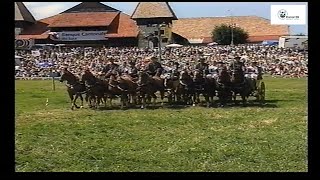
[
  {"x1": 166, "y1": 43, "x2": 183, "y2": 48},
  {"x1": 261, "y1": 40, "x2": 278, "y2": 46}
]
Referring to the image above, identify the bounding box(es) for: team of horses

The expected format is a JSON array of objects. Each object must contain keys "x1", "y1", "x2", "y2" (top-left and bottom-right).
[{"x1": 59, "y1": 67, "x2": 258, "y2": 110}]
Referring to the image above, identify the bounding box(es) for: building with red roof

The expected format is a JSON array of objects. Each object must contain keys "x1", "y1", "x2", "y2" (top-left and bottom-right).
[
  {"x1": 15, "y1": 2, "x2": 289, "y2": 47},
  {"x1": 15, "y1": 2, "x2": 139, "y2": 47}
]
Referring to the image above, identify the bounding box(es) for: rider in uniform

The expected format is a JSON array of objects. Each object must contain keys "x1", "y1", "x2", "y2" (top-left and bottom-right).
[
  {"x1": 60, "y1": 67, "x2": 78, "y2": 88},
  {"x1": 229, "y1": 56, "x2": 245, "y2": 73},
  {"x1": 245, "y1": 61, "x2": 262, "y2": 90},
  {"x1": 101, "y1": 57, "x2": 119, "y2": 77},
  {"x1": 146, "y1": 56, "x2": 163, "y2": 76},
  {"x1": 209, "y1": 61, "x2": 219, "y2": 76},
  {"x1": 82, "y1": 67, "x2": 97, "y2": 87},
  {"x1": 195, "y1": 57, "x2": 209, "y2": 76},
  {"x1": 171, "y1": 62, "x2": 180, "y2": 79},
  {"x1": 127, "y1": 61, "x2": 139, "y2": 78}
]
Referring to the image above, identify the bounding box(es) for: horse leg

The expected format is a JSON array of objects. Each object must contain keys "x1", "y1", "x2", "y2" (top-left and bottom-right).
[
  {"x1": 210, "y1": 93, "x2": 215, "y2": 107},
  {"x1": 132, "y1": 94, "x2": 137, "y2": 107},
  {"x1": 120, "y1": 94, "x2": 125, "y2": 109},
  {"x1": 241, "y1": 92, "x2": 247, "y2": 107},
  {"x1": 90, "y1": 96, "x2": 95, "y2": 109},
  {"x1": 73, "y1": 94, "x2": 80, "y2": 109},
  {"x1": 141, "y1": 94, "x2": 146, "y2": 109},
  {"x1": 79, "y1": 94, "x2": 84, "y2": 108},
  {"x1": 167, "y1": 91, "x2": 172, "y2": 104},
  {"x1": 152, "y1": 93, "x2": 157, "y2": 107},
  {"x1": 125, "y1": 94, "x2": 129, "y2": 108},
  {"x1": 97, "y1": 95, "x2": 102, "y2": 109},
  {"x1": 103, "y1": 95, "x2": 107, "y2": 108},
  {"x1": 197, "y1": 92, "x2": 200, "y2": 104},
  {"x1": 233, "y1": 91, "x2": 238, "y2": 105},
  {"x1": 85, "y1": 93, "x2": 90, "y2": 107},
  {"x1": 242, "y1": 95, "x2": 247, "y2": 106},
  {"x1": 109, "y1": 95, "x2": 113, "y2": 108},
  {"x1": 205, "y1": 94, "x2": 210, "y2": 108},
  {"x1": 147, "y1": 95, "x2": 152, "y2": 104},
  {"x1": 68, "y1": 91, "x2": 75, "y2": 110},
  {"x1": 192, "y1": 92, "x2": 197, "y2": 107},
  {"x1": 160, "y1": 90, "x2": 165, "y2": 106}
]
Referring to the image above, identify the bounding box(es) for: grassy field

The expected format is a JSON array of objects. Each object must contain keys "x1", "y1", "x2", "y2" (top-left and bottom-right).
[{"x1": 15, "y1": 77, "x2": 308, "y2": 172}]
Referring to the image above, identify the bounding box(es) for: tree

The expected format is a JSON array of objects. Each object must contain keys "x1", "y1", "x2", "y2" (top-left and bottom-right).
[{"x1": 211, "y1": 24, "x2": 249, "y2": 45}]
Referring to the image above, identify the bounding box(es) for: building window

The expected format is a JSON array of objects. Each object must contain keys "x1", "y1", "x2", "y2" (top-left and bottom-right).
[
  {"x1": 154, "y1": 31, "x2": 159, "y2": 36},
  {"x1": 160, "y1": 30, "x2": 165, "y2": 35},
  {"x1": 162, "y1": 38, "x2": 168, "y2": 43}
]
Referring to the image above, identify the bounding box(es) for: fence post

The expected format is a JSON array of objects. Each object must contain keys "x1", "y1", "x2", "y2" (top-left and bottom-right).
[{"x1": 52, "y1": 76, "x2": 55, "y2": 91}]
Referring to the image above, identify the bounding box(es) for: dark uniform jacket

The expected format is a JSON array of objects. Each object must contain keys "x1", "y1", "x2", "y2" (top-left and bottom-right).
[
  {"x1": 195, "y1": 62, "x2": 209, "y2": 75},
  {"x1": 230, "y1": 61, "x2": 245, "y2": 72},
  {"x1": 146, "y1": 62, "x2": 163, "y2": 75},
  {"x1": 102, "y1": 63, "x2": 119, "y2": 73}
]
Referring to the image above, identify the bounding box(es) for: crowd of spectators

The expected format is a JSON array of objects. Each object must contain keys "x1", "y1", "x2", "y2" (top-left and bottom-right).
[{"x1": 15, "y1": 44, "x2": 308, "y2": 79}]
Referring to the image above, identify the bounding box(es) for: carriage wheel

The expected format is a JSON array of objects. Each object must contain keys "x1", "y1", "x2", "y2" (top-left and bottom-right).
[{"x1": 259, "y1": 82, "x2": 265, "y2": 104}]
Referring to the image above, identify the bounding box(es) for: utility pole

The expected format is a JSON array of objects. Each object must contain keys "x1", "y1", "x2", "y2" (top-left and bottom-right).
[
  {"x1": 229, "y1": 10, "x2": 234, "y2": 46},
  {"x1": 158, "y1": 23, "x2": 162, "y2": 62}
]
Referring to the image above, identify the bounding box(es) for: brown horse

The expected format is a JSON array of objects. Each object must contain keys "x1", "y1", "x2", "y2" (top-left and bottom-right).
[
  {"x1": 216, "y1": 66, "x2": 232, "y2": 107},
  {"x1": 137, "y1": 71, "x2": 161, "y2": 109},
  {"x1": 163, "y1": 72, "x2": 180, "y2": 104},
  {"x1": 177, "y1": 70, "x2": 195, "y2": 105},
  {"x1": 192, "y1": 70, "x2": 205, "y2": 106},
  {"x1": 107, "y1": 73, "x2": 129, "y2": 109},
  {"x1": 59, "y1": 71, "x2": 87, "y2": 110},
  {"x1": 80, "y1": 71, "x2": 106, "y2": 109},
  {"x1": 230, "y1": 67, "x2": 251, "y2": 106},
  {"x1": 116, "y1": 74, "x2": 138, "y2": 107}
]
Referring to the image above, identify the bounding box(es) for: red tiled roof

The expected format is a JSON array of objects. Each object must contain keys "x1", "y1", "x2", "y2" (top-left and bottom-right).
[
  {"x1": 190, "y1": 35, "x2": 281, "y2": 44},
  {"x1": 48, "y1": 12, "x2": 119, "y2": 28},
  {"x1": 16, "y1": 15, "x2": 59, "y2": 40},
  {"x1": 131, "y1": 2, "x2": 177, "y2": 19},
  {"x1": 202, "y1": 37, "x2": 213, "y2": 44},
  {"x1": 247, "y1": 35, "x2": 282, "y2": 42},
  {"x1": 172, "y1": 16, "x2": 289, "y2": 43},
  {"x1": 16, "y1": 12, "x2": 139, "y2": 40},
  {"x1": 106, "y1": 13, "x2": 139, "y2": 38}
]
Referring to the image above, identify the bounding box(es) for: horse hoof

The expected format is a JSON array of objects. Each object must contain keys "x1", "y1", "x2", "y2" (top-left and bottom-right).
[
  {"x1": 80, "y1": 106, "x2": 84, "y2": 109},
  {"x1": 192, "y1": 103, "x2": 196, "y2": 107}
]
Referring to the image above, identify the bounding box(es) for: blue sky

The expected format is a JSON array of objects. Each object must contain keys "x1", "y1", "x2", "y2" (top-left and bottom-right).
[{"x1": 23, "y1": 2, "x2": 308, "y2": 35}]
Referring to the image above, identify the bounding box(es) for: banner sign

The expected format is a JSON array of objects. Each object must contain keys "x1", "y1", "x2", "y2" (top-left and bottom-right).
[
  {"x1": 15, "y1": 39, "x2": 34, "y2": 49},
  {"x1": 50, "y1": 31, "x2": 108, "y2": 41}
]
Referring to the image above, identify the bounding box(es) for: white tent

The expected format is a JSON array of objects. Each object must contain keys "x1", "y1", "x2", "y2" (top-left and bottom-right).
[
  {"x1": 207, "y1": 42, "x2": 218, "y2": 46},
  {"x1": 55, "y1": 44, "x2": 66, "y2": 47},
  {"x1": 166, "y1": 43, "x2": 183, "y2": 48}
]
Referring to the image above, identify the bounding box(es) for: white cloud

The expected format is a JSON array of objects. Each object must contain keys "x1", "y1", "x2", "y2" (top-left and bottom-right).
[{"x1": 24, "y1": 2, "x2": 78, "y2": 20}]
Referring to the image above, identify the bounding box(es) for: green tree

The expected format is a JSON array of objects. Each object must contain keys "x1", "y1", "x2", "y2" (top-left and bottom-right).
[{"x1": 211, "y1": 24, "x2": 249, "y2": 45}]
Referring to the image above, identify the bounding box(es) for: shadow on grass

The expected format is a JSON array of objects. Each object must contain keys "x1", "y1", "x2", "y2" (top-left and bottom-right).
[{"x1": 90, "y1": 99, "x2": 279, "y2": 111}]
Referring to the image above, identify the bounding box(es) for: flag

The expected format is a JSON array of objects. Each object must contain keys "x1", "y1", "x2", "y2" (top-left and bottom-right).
[{"x1": 31, "y1": 50, "x2": 41, "y2": 57}]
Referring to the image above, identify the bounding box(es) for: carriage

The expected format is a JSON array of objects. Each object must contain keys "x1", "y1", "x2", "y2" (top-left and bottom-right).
[
  {"x1": 215, "y1": 61, "x2": 266, "y2": 106},
  {"x1": 250, "y1": 77, "x2": 265, "y2": 104},
  {"x1": 243, "y1": 69, "x2": 266, "y2": 104}
]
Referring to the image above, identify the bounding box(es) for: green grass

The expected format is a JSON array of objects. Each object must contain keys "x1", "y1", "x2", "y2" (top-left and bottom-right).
[{"x1": 15, "y1": 77, "x2": 308, "y2": 172}]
